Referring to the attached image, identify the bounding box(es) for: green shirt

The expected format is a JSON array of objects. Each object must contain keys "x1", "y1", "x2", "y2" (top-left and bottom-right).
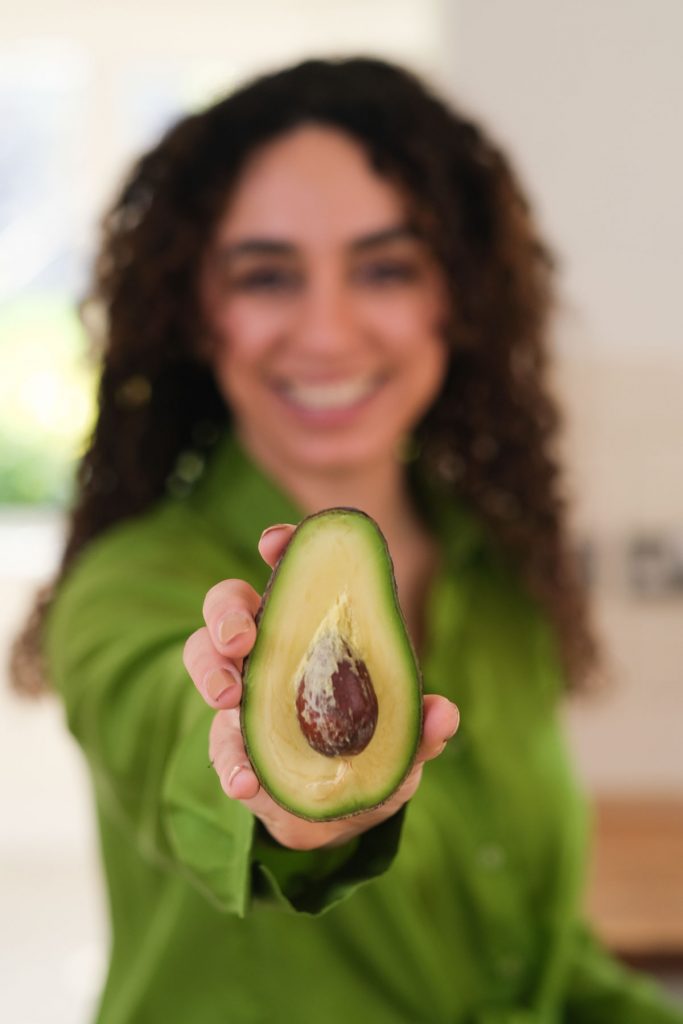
[{"x1": 45, "y1": 432, "x2": 682, "y2": 1024}]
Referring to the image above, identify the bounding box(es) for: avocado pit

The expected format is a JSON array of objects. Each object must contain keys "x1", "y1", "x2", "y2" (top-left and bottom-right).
[{"x1": 296, "y1": 631, "x2": 378, "y2": 757}]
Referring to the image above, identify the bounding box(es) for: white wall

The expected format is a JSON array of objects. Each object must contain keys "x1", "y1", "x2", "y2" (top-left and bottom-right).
[{"x1": 439, "y1": 0, "x2": 683, "y2": 355}]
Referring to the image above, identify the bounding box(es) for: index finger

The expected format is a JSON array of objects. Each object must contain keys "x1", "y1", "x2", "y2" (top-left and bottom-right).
[
  {"x1": 257, "y1": 523, "x2": 297, "y2": 569},
  {"x1": 203, "y1": 579, "x2": 260, "y2": 658}
]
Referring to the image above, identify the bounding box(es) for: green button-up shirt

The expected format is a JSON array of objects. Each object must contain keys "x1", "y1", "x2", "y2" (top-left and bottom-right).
[{"x1": 45, "y1": 432, "x2": 682, "y2": 1023}]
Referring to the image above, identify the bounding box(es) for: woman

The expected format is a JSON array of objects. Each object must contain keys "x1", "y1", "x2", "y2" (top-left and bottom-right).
[{"x1": 14, "y1": 57, "x2": 681, "y2": 1022}]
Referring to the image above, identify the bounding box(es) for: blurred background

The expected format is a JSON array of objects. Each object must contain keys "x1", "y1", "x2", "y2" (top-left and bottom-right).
[{"x1": 1, "y1": 1, "x2": 681, "y2": 1020}]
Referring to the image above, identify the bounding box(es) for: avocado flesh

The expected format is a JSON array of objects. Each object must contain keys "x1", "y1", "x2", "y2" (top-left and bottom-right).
[{"x1": 241, "y1": 509, "x2": 422, "y2": 821}]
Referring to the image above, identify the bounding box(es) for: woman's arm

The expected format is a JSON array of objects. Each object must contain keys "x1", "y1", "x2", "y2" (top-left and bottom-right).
[{"x1": 45, "y1": 517, "x2": 456, "y2": 917}]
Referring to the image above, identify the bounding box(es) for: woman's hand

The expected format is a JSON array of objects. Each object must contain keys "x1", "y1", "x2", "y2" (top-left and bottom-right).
[{"x1": 183, "y1": 523, "x2": 460, "y2": 852}]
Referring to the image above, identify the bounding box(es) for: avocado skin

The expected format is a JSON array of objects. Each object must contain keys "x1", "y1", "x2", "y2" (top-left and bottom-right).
[{"x1": 240, "y1": 508, "x2": 423, "y2": 822}]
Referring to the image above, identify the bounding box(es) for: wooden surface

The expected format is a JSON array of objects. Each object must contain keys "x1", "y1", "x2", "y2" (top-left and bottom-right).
[{"x1": 586, "y1": 797, "x2": 683, "y2": 956}]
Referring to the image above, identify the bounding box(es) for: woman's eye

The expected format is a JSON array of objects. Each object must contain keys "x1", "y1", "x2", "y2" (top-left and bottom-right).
[
  {"x1": 232, "y1": 268, "x2": 300, "y2": 292},
  {"x1": 356, "y1": 262, "x2": 418, "y2": 285}
]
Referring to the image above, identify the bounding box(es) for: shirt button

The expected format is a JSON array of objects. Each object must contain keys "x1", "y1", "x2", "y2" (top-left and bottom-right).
[{"x1": 477, "y1": 843, "x2": 507, "y2": 870}]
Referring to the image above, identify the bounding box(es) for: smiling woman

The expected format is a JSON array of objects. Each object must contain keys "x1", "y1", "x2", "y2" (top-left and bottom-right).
[
  {"x1": 11, "y1": 55, "x2": 682, "y2": 1024},
  {"x1": 199, "y1": 124, "x2": 448, "y2": 481}
]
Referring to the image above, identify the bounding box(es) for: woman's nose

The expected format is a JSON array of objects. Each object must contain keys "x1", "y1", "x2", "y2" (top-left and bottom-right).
[{"x1": 293, "y1": 275, "x2": 357, "y2": 356}]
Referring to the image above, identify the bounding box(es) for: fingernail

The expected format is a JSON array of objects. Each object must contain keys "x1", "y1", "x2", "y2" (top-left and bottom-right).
[
  {"x1": 217, "y1": 610, "x2": 252, "y2": 645},
  {"x1": 260, "y1": 523, "x2": 294, "y2": 540},
  {"x1": 444, "y1": 708, "x2": 458, "y2": 741},
  {"x1": 204, "y1": 666, "x2": 240, "y2": 703},
  {"x1": 227, "y1": 763, "x2": 249, "y2": 790}
]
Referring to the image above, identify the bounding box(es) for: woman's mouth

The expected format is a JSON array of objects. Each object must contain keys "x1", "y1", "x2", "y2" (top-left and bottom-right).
[{"x1": 275, "y1": 374, "x2": 385, "y2": 414}]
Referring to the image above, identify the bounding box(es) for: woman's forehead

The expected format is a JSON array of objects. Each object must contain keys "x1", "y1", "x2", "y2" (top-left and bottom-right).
[{"x1": 212, "y1": 125, "x2": 411, "y2": 249}]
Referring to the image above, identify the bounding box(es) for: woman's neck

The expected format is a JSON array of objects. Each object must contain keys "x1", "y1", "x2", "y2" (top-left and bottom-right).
[{"x1": 237, "y1": 431, "x2": 424, "y2": 555}]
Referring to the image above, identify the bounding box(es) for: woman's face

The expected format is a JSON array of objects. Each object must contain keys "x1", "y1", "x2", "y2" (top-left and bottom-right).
[{"x1": 199, "y1": 123, "x2": 449, "y2": 476}]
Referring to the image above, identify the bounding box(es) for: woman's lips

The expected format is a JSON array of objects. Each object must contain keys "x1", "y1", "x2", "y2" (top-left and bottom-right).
[{"x1": 272, "y1": 374, "x2": 386, "y2": 424}]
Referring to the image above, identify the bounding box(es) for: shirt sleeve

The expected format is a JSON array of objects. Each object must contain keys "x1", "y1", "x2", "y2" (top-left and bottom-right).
[
  {"x1": 562, "y1": 924, "x2": 683, "y2": 1022},
  {"x1": 162, "y1": 701, "x2": 406, "y2": 916},
  {"x1": 44, "y1": 536, "x2": 405, "y2": 919}
]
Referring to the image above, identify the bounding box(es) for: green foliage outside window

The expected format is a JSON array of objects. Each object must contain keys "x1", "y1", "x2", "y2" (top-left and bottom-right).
[{"x1": 0, "y1": 294, "x2": 96, "y2": 506}]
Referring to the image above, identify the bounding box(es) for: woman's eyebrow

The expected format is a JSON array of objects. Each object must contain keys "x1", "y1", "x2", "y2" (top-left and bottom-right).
[
  {"x1": 215, "y1": 223, "x2": 421, "y2": 264},
  {"x1": 349, "y1": 224, "x2": 421, "y2": 252},
  {"x1": 216, "y1": 239, "x2": 294, "y2": 263}
]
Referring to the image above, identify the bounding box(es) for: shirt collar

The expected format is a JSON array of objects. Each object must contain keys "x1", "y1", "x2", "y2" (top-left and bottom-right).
[
  {"x1": 190, "y1": 430, "x2": 304, "y2": 570},
  {"x1": 191, "y1": 429, "x2": 486, "y2": 575}
]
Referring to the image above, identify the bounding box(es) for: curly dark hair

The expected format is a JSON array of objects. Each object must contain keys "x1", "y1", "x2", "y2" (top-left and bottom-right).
[{"x1": 11, "y1": 55, "x2": 598, "y2": 695}]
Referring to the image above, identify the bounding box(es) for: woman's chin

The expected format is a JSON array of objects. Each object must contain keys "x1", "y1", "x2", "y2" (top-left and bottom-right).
[{"x1": 272, "y1": 429, "x2": 394, "y2": 478}]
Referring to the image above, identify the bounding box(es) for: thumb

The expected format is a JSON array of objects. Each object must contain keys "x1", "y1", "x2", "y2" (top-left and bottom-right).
[
  {"x1": 380, "y1": 694, "x2": 459, "y2": 813},
  {"x1": 415, "y1": 694, "x2": 459, "y2": 766}
]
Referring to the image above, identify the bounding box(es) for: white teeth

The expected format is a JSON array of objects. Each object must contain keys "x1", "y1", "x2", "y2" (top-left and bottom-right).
[{"x1": 284, "y1": 377, "x2": 378, "y2": 411}]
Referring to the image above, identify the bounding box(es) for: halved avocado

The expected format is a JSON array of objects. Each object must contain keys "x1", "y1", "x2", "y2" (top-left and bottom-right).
[{"x1": 241, "y1": 508, "x2": 423, "y2": 821}]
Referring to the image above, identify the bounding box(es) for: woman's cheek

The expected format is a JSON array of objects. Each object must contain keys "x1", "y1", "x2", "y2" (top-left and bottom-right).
[
  {"x1": 360, "y1": 291, "x2": 439, "y2": 342},
  {"x1": 220, "y1": 300, "x2": 291, "y2": 355}
]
